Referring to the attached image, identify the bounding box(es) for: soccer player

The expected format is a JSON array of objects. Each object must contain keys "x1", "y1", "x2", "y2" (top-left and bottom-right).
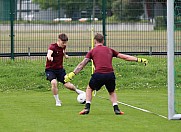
[
  {"x1": 64, "y1": 33, "x2": 148, "y2": 115},
  {"x1": 45, "y1": 33, "x2": 85, "y2": 106}
]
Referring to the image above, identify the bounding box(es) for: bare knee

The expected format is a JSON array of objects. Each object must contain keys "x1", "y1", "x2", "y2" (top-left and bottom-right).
[{"x1": 51, "y1": 79, "x2": 57, "y2": 88}]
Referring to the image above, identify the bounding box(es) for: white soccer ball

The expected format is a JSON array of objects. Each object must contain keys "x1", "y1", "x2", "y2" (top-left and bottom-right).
[{"x1": 77, "y1": 93, "x2": 86, "y2": 104}]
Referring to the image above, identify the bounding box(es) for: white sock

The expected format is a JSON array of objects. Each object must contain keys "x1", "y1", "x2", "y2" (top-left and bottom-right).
[
  {"x1": 53, "y1": 94, "x2": 60, "y2": 102},
  {"x1": 86, "y1": 101, "x2": 91, "y2": 104},
  {"x1": 75, "y1": 89, "x2": 84, "y2": 94},
  {"x1": 113, "y1": 103, "x2": 118, "y2": 106}
]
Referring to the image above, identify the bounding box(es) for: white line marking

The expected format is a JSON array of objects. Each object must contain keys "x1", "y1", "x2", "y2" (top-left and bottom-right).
[{"x1": 97, "y1": 95, "x2": 167, "y2": 119}]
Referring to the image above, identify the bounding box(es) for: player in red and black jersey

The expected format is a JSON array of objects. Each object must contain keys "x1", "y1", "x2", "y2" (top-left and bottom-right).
[
  {"x1": 45, "y1": 33, "x2": 85, "y2": 107},
  {"x1": 64, "y1": 33, "x2": 148, "y2": 115}
]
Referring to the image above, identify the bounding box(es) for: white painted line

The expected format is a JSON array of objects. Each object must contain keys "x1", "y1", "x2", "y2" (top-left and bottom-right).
[{"x1": 97, "y1": 95, "x2": 167, "y2": 119}]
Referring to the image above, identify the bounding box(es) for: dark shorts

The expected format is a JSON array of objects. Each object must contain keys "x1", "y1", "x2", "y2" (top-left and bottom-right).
[
  {"x1": 45, "y1": 68, "x2": 66, "y2": 84},
  {"x1": 89, "y1": 72, "x2": 116, "y2": 93}
]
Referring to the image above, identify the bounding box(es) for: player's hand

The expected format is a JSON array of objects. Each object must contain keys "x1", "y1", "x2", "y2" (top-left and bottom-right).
[
  {"x1": 64, "y1": 72, "x2": 75, "y2": 82},
  {"x1": 137, "y1": 58, "x2": 148, "y2": 66},
  {"x1": 64, "y1": 55, "x2": 69, "y2": 59},
  {"x1": 47, "y1": 56, "x2": 53, "y2": 61}
]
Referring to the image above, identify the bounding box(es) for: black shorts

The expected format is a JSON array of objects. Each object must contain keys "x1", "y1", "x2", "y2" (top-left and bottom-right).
[
  {"x1": 89, "y1": 72, "x2": 116, "y2": 93},
  {"x1": 45, "y1": 68, "x2": 66, "y2": 84}
]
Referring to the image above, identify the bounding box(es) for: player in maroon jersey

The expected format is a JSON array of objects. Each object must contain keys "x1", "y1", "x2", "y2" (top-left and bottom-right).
[
  {"x1": 64, "y1": 33, "x2": 148, "y2": 115},
  {"x1": 45, "y1": 33, "x2": 85, "y2": 106}
]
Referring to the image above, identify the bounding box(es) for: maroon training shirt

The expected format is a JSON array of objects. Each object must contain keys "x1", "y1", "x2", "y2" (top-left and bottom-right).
[
  {"x1": 85, "y1": 45, "x2": 119, "y2": 73},
  {"x1": 45, "y1": 43, "x2": 66, "y2": 69}
]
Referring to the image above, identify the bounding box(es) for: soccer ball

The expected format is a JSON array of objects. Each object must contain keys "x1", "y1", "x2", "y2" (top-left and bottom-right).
[{"x1": 77, "y1": 93, "x2": 86, "y2": 104}]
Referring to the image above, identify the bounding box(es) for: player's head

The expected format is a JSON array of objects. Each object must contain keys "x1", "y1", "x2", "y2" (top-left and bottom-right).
[
  {"x1": 58, "y1": 33, "x2": 68, "y2": 41},
  {"x1": 94, "y1": 33, "x2": 104, "y2": 44},
  {"x1": 58, "y1": 33, "x2": 68, "y2": 47}
]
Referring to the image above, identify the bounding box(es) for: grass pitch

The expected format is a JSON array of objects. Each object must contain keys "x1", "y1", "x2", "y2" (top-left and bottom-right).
[
  {"x1": 0, "y1": 57, "x2": 181, "y2": 132},
  {"x1": 0, "y1": 89, "x2": 180, "y2": 132}
]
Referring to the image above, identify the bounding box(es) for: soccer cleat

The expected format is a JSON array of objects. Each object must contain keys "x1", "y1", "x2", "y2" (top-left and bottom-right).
[
  {"x1": 114, "y1": 110, "x2": 124, "y2": 115},
  {"x1": 56, "y1": 100, "x2": 62, "y2": 106},
  {"x1": 79, "y1": 108, "x2": 90, "y2": 115}
]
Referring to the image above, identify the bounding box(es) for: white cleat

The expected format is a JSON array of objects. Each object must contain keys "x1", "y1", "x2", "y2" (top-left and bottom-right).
[{"x1": 56, "y1": 100, "x2": 62, "y2": 106}]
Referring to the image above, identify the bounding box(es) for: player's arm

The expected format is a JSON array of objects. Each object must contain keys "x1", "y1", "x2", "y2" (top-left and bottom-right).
[
  {"x1": 117, "y1": 53, "x2": 137, "y2": 61},
  {"x1": 117, "y1": 53, "x2": 148, "y2": 66},
  {"x1": 64, "y1": 58, "x2": 90, "y2": 82},
  {"x1": 47, "y1": 50, "x2": 53, "y2": 61},
  {"x1": 73, "y1": 58, "x2": 90, "y2": 74}
]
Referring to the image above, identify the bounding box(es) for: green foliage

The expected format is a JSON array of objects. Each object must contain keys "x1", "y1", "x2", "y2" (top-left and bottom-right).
[
  {"x1": 32, "y1": 0, "x2": 62, "y2": 10},
  {"x1": 175, "y1": 16, "x2": 181, "y2": 30},
  {"x1": 106, "y1": 15, "x2": 120, "y2": 23},
  {"x1": 112, "y1": 0, "x2": 144, "y2": 21},
  {"x1": 154, "y1": 16, "x2": 167, "y2": 30},
  {"x1": 0, "y1": 60, "x2": 49, "y2": 92},
  {"x1": 111, "y1": 0, "x2": 123, "y2": 21},
  {"x1": 0, "y1": 56, "x2": 168, "y2": 92},
  {"x1": 32, "y1": 0, "x2": 90, "y2": 18},
  {"x1": 32, "y1": 0, "x2": 113, "y2": 19},
  {"x1": 113, "y1": 56, "x2": 167, "y2": 90}
]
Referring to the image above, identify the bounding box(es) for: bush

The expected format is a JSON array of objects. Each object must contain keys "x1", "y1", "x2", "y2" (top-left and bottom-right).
[
  {"x1": 154, "y1": 16, "x2": 167, "y2": 30},
  {"x1": 175, "y1": 16, "x2": 181, "y2": 30},
  {"x1": 112, "y1": 0, "x2": 144, "y2": 21}
]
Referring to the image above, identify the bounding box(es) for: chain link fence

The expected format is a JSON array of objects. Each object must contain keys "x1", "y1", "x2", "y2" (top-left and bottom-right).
[{"x1": 0, "y1": 0, "x2": 181, "y2": 61}]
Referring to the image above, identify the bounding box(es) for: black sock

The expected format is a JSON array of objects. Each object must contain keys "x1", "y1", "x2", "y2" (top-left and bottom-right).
[
  {"x1": 113, "y1": 105, "x2": 120, "y2": 111},
  {"x1": 85, "y1": 103, "x2": 91, "y2": 110}
]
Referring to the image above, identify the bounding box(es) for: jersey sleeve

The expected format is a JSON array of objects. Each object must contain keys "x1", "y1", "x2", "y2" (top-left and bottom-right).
[
  {"x1": 85, "y1": 50, "x2": 92, "y2": 59},
  {"x1": 111, "y1": 48, "x2": 119, "y2": 57},
  {"x1": 48, "y1": 44, "x2": 54, "y2": 51}
]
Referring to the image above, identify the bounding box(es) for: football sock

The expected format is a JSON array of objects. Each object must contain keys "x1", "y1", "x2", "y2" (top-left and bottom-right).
[
  {"x1": 85, "y1": 103, "x2": 91, "y2": 110},
  {"x1": 86, "y1": 101, "x2": 91, "y2": 104},
  {"x1": 113, "y1": 105, "x2": 120, "y2": 111},
  {"x1": 54, "y1": 94, "x2": 60, "y2": 101},
  {"x1": 113, "y1": 103, "x2": 118, "y2": 106},
  {"x1": 75, "y1": 89, "x2": 84, "y2": 94}
]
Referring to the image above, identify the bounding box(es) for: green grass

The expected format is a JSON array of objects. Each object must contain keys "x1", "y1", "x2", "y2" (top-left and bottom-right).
[
  {"x1": 0, "y1": 56, "x2": 168, "y2": 92},
  {"x1": 0, "y1": 57, "x2": 181, "y2": 132},
  {"x1": 0, "y1": 90, "x2": 180, "y2": 132}
]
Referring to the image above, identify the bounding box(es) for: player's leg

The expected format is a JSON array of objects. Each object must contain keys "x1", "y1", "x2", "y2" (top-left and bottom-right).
[
  {"x1": 79, "y1": 85, "x2": 93, "y2": 115},
  {"x1": 51, "y1": 79, "x2": 61, "y2": 106},
  {"x1": 105, "y1": 73, "x2": 124, "y2": 115},
  {"x1": 64, "y1": 82, "x2": 85, "y2": 94},
  {"x1": 108, "y1": 91, "x2": 124, "y2": 115},
  {"x1": 79, "y1": 73, "x2": 103, "y2": 115},
  {"x1": 56, "y1": 68, "x2": 85, "y2": 94},
  {"x1": 45, "y1": 69, "x2": 61, "y2": 106}
]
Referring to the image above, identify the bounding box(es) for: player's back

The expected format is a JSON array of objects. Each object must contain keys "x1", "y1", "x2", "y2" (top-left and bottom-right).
[{"x1": 91, "y1": 45, "x2": 114, "y2": 73}]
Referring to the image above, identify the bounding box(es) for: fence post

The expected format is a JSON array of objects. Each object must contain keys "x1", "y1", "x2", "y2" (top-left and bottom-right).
[
  {"x1": 58, "y1": 0, "x2": 60, "y2": 18},
  {"x1": 28, "y1": 47, "x2": 31, "y2": 57},
  {"x1": 149, "y1": 46, "x2": 152, "y2": 55},
  {"x1": 102, "y1": 0, "x2": 106, "y2": 46},
  {"x1": 10, "y1": 0, "x2": 15, "y2": 60}
]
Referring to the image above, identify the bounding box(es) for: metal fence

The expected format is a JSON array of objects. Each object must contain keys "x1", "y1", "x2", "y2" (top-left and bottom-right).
[{"x1": 0, "y1": 0, "x2": 181, "y2": 60}]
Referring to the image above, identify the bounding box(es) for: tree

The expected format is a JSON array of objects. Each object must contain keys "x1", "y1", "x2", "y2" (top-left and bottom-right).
[
  {"x1": 19, "y1": 0, "x2": 23, "y2": 20},
  {"x1": 32, "y1": 0, "x2": 93, "y2": 18},
  {"x1": 32, "y1": 0, "x2": 113, "y2": 19},
  {"x1": 156, "y1": 0, "x2": 166, "y2": 4},
  {"x1": 112, "y1": 0, "x2": 144, "y2": 21}
]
